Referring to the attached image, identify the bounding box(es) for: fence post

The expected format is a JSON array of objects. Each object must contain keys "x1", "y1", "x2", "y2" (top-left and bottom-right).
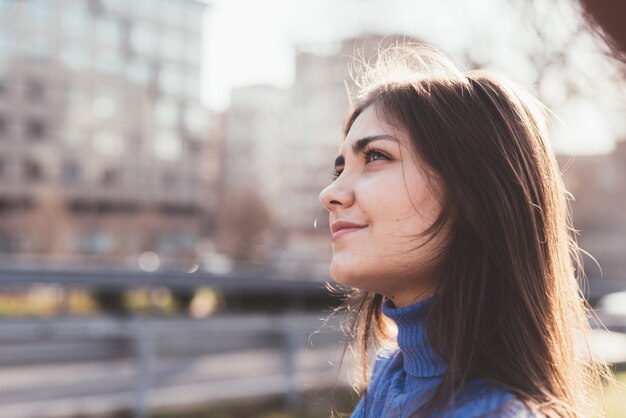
[
  {"x1": 133, "y1": 320, "x2": 153, "y2": 418},
  {"x1": 280, "y1": 314, "x2": 300, "y2": 409}
]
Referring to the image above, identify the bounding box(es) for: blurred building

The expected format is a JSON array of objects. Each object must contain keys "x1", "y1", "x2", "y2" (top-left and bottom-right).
[
  {"x1": 0, "y1": 0, "x2": 215, "y2": 265},
  {"x1": 278, "y1": 42, "x2": 354, "y2": 274},
  {"x1": 222, "y1": 85, "x2": 290, "y2": 201},
  {"x1": 558, "y1": 140, "x2": 626, "y2": 282}
]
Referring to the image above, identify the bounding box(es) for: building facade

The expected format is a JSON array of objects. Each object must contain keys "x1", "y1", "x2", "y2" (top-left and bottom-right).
[
  {"x1": 0, "y1": 0, "x2": 215, "y2": 266},
  {"x1": 557, "y1": 141, "x2": 626, "y2": 282}
]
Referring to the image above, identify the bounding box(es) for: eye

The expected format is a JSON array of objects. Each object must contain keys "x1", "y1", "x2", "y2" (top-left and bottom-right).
[
  {"x1": 330, "y1": 147, "x2": 389, "y2": 181},
  {"x1": 362, "y1": 147, "x2": 390, "y2": 163}
]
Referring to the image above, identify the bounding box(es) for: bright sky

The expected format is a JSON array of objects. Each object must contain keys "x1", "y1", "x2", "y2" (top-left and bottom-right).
[
  {"x1": 202, "y1": 0, "x2": 359, "y2": 109},
  {"x1": 201, "y1": 0, "x2": 626, "y2": 155}
]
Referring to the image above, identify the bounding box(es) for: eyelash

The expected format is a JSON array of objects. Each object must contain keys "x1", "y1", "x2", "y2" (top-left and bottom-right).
[{"x1": 331, "y1": 146, "x2": 390, "y2": 180}]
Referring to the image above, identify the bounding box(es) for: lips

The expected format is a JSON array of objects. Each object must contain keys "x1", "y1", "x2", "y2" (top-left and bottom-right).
[{"x1": 331, "y1": 220, "x2": 367, "y2": 241}]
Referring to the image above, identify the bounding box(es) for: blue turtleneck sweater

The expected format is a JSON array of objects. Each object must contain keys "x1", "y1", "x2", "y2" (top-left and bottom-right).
[{"x1": 350, "y1": 297, "x2": 536, "y2": 417}]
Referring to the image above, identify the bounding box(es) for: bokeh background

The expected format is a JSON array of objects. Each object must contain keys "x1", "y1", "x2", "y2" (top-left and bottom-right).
[{"x1": 0, "y1": 0, "x2": 625, "y2": 417}]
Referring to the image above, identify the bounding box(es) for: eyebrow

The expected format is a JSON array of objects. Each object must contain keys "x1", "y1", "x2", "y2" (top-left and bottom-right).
[{"x1": 334, "y1": 135, "x2": 399, "y2": 168}]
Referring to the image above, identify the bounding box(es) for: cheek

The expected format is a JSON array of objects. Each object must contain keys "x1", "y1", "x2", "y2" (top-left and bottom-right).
[
  {"x1": 357, "y1": 175, "x2": 410, "y2": 215},
  {"x1": 328, "y1": 172, "x2": 446, "y2": 289},
  {"x1": 366, "y1": 179, "x2": 438, "y2": 235}
]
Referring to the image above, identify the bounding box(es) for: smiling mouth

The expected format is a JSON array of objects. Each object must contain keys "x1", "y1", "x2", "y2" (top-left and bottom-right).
[{"x1": 332, "y1": 226, "x2": 367, "y2": 241}]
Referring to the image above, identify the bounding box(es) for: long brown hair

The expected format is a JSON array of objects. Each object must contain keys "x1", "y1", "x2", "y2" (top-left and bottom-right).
[{"x1": 331, "y1": 43, "x2": 610, "y2": 417}]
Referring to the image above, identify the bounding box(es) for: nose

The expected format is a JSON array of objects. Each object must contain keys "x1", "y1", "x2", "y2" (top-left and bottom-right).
[{"x1": 319, "y1": 178, "x2": 355, "y2": 212}]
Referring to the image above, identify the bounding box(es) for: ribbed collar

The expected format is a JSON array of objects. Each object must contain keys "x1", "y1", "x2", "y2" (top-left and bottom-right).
[{"x1": 381, "y1": 296, "x2": 448, "y2": 377}]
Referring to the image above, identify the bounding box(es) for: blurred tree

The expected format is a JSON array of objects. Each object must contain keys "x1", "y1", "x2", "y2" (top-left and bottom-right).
[
  {"x1": 580, "y1": 0, "x2": 626, "y2": 66},
  {"x1": 25, "y1": 188, "x2": 74, "y2": 258},
  {"x1": 502, "y1": 0, "x2": 626, "y2": 109},
  {"x1": 215, "y1": 188, "x2": 273, "y2": 263},
  {"x1": 172, "y1": 290, "x2": 195, "y2": 314},
  {"x1": 94, "y1": 289, "x2": 128, "y2": 316}
]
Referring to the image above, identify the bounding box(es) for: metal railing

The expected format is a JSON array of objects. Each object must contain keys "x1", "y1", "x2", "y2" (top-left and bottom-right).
[{"x1": 0, "y1": 313, "x2": 348, "y2": 418}]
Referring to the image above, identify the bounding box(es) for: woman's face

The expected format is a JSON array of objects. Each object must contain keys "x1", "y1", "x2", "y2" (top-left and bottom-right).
[{"x1": 319, "y1": 105, "x2": 448, "y2": 306}]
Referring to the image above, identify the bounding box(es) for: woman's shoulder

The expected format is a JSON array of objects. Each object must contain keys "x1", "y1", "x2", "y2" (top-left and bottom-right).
[
  {"x1": 450, "y1": 380, "x2": 542, "y2": 418},
  {"x1": 478, "y1": 395, "x2": 542, "y2": 417},
  {"x1": 366, "y1": 348, "x2": 543, "y2": 417}
]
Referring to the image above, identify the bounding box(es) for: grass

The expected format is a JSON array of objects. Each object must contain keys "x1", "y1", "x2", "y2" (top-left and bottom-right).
[{"x1": 606, "y1": 371, "x2": 626, "y2": 418}]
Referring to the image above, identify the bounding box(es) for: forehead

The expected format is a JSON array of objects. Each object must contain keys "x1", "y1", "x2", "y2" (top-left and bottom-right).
[
  {"x1": 345, "y1": 106, "x2": 387, "y2": 139},
  {"x1": 339, "y1": 105, "x2": 404, "y2": 154}
]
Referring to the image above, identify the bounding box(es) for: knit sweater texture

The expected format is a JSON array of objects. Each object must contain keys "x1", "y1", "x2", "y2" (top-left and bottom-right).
[{"x1": 350, "y1": 297, "x2": 537, "y2": 417}]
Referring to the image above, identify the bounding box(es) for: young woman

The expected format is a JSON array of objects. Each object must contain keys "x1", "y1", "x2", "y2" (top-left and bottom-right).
[{"x1": 319, "y1": 44, "x2": 609, "y2": 417}]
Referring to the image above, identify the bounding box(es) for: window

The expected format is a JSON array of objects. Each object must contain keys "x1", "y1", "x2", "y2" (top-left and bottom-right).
[
  {"x1": 101, "y1": 167, "x2": 118, "y2": 187},
  {"x1": 26, "y1": 119, "x2": 45, "y2": 140},
  {"x1": 0, "y1": 26, "x2": 16, "y2": 60},
  {"x1": 60, "y1": 42, "x2": 90, "y2": 72},
  {"x1": 187, "y1": 139, "x2": 202, "y2": 155},
  {"x1": 88, "y1": 0, "x2": 104, "y2": 15},
  {"x1": 161, "y1": 28, "x2": 184, "y2": 61},
  {"x1": 158, "y1": 65, "x2": 183, "y2": 96},
  {"x1": 20, "y1": 31, "x2": 52, "y2": 59},
  {"x1": 92, "y1": 131, "x2": 124, "y2": 156},
  {"x1": 155, "y1": 98, "x2": 178, "y2": 128},
  {"x1": 184, "y1": 2, "x2": 205, "y2": 35},
  {"x1": 186, "y1": 72, "x2": 201, "y2": 99},
  {"x1": 186, "y1": 39, "x2": 202, "y2": 65},
  {"x1": 0, "y1": 231, "x2": 19, "y2": 252},
  {"x1": 24, "y1": 79, "x2": 45, "y2": 101},
  {"x1": 0, "y1": 115, "x2": 6, "y2": 137},
  {"x1": 154, "y1": 130, "x2": 181, "y2": 161},
  {"x1": 160, "y1": 0, "x2": 184, "y2": 27},
  {"x1": 161, "y1": 170, "x2": 178, "y2": 188},
  {"x1": 23, "y1": 159, "x2": 43, "y2": 182},
  {"x1": 0, "y1": 0, "x2": 17, "y2": 16},
  {"x1": 183, "y1": 104, "x2": 208, "y2": 133},
  {"x1": 61, "y1": 160, "x2": 81, "y2": 184},
  {"x1": 133, "y1": 0, "x2": 157, "y2": 21},
  {"x1": 61, "y1": 5, "x2": 91, "y2": 36},
  {"x1": 80, "y1": 231, "x2": 113, "y2": 254},
  {"x1": 23, "y1": 0, "x2": 52, "y2": 28},
  {"x1": 102, "y1": 0, "x2": 126, "y2": 14},
  {"x1": 63, "y1": 87, "x2": 90, "y2": 145},
  {"x1": 95, "y1": 17, "x2": 121, "y2": 47},
  {"x1": 92, "y1": 94, "x2": 117, "y2": 120},
  {"x1": 95, "y1": 47, "x2": 123, "y2": 75},
  {"x1": 131, "y1": 23, "x2": 157, "y2": 56},
  {"x1": 158, "y1": 232, "x2": 196, "y2": 252},
  {"x1": 127, "y1": 58, "x2": 152, "y2": 85}
]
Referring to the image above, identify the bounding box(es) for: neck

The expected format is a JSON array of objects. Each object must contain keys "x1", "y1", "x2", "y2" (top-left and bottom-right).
[
  {"x1": 387, "y1": 287, "x2": 435, "y2": 308},
  {"x1": 382, "y1": 296, "x2": 448, "y2": 377}
]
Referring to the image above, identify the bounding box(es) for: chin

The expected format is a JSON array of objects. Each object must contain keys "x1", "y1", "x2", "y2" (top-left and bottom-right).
[
  {"x1": 329, "y1": 261, "x2": 355, "y2": 286},
  {"x1": 329, "y1": 260, "x2": 378, "y2": 291}
]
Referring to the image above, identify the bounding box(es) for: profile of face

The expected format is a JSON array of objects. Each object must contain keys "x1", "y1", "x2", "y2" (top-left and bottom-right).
[{"x1": 319, "y1": 105, "x2": 449, "y2": 306}]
